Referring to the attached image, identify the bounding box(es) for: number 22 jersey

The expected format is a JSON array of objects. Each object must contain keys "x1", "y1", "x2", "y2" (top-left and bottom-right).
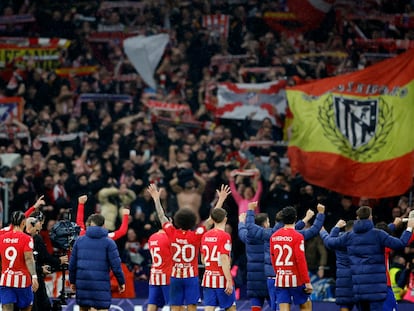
[{"x1": 270, "y1": 227, "x2": 310, "y2": 288}]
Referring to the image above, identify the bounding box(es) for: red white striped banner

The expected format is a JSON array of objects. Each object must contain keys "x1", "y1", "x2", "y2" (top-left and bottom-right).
[
  {"x1": 0, "y1": 37, "x2": 70, "y2": 48},
  {"x1": 202, "y1": 14, "x2": 230, "y2": 39},
  {"x1": 146, "y1": 100, "x2": 191, "y2": 113}
]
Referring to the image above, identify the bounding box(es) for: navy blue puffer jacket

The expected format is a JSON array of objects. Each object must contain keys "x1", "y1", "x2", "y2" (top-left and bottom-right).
[
  {"x1": 320, "y1": 227, "x2": 354, "y2": 305},
  {"x1": 69, "y1": 226, "x2": 125, "y2": 309},
  {"x1": 321, "y1": 219, "x2": 411, "y2": 302},
  {"x1": 238, "y1": 211, "x2": 268, "y2": 298}
]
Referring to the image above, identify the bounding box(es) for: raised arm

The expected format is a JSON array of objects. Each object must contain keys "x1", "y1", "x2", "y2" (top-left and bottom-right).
[
  {"x1": 76, "y1": 195, "x2": 88, "y2": 232},
  {"x1": 296, "y1": 209, "x2": 315, "y2": 230},
  {"x1": 109, "y1": 208, "x2": 130, "y2": 240},
  {"x1": 300, "y1": 204, "x2": 326, "y2": 241},
  {"x1": 147, "y1": 184, "x2": 169, "y2": 224},
  {"x1": 229, "y1": 177, "x2": 243, "y2": 204},
  {"x1": 194, "y1": 173, "x2": 207, "y2": 194},
  {"x1": 204, "y1": 184, "x2": 231, "y2": 229},
  {"x1": 214, "y1": 184, "x2": 231, "y2": 209},
  {"x1": 25, "y1": 195, "x2": 46, "y2": 217}
]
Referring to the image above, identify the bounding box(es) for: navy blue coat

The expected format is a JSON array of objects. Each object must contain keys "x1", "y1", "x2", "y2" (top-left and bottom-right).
[
  {"x1": 247, "y1": 212, "x2": 325, "y2": 277},
  {"x1": 238, "y1": 211, "x2": 269, "y2": 298},
  {"x1": 320, "y1": 227, "x2": 354, "y2": 305},
  {"x1": 321, "y1": 219, "x2": 411, "y2": 302},
  {"x1": 69, "y1": 226, "x2": 125, "y2": 309}
]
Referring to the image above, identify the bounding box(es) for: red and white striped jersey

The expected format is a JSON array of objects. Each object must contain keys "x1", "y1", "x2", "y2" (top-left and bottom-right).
[
  {"x1": 270, "y1": 227, "x2": 310, "y2": 288},
  {"x1": 149, "y1": 230, "x2": 172, "y2": 286},
  {"x1": 201, "y1": 228, "x2": 232, "y2": 288},
  {"x1": 0, "y1": 230, "x2": 34, "y2": 288},
  {"x1": 163, "y1": 222, "x2": 206, "y2": 278}
]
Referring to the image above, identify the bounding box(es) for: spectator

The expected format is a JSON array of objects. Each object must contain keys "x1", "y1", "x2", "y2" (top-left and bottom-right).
[
  {"x1": 229, "y1": 168, "x2": 263, "y2": 215},
  {"x1": 98, "y1": 182, "x2": 136, "y2": 231},
  {"x1": 169, "y1": 167, "x2": 207, "y2": 224}
]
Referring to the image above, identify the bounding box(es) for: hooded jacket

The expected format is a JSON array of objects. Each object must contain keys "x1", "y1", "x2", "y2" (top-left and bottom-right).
[
  {"x1": 69, "y1": 226, "x2": 125, "y2": 309},
  {"x1": 321, "y1": 219, "x2": 411, "y2": 302}
]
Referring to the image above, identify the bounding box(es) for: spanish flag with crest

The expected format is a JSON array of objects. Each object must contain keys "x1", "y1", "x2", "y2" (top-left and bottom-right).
[{"x1": 287, "y1": 49, "x2": 414, "y2": 198}]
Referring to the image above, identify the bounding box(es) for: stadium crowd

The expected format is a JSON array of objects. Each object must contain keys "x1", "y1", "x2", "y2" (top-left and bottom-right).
[{"x1": 1, "y1": 0, "x2": 414, "y2": 308}]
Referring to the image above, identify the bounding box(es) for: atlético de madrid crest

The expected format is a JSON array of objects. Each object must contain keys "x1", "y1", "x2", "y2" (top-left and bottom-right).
[{"x1": 318, "y1": 95, "x2": 394, "y2": 161}]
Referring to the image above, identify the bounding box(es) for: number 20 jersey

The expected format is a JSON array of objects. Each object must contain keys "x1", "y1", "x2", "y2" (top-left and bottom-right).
[
  {"x1": 270, "y1": 227, "x2": 310, "y2": 288},
  {"x1": 162, "y1": 222, "x2": 206, "y2": 278}
]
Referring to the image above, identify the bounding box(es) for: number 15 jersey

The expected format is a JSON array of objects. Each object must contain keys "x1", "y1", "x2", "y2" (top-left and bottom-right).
[{"x1": 270, "y1": 227, "x2": 310, "y2": 288}]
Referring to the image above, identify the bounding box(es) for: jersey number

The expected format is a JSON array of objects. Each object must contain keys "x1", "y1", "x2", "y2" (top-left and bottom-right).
[
  {"x1": 5, "y1": 246, "x2": 18, "y2": 268},
  {"x1": 273, "y1": 244, "x2": 293, "y2": 266},
  {"x1": 171, "y1": 243, "x2": 195, "y2": 263},
  {"x1": 202, "y1": 245, "x2": 220, "y2": 267},
  {"x1": 150, "y1": 247, "x2": 162, "y2": 267}
]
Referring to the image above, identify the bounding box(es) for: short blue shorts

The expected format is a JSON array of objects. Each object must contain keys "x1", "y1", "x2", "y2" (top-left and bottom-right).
[
  {"x1": 148, "y1": 284, "x2": 170, "y2": 307},
  {"x1": 203, "y1": 287, "x2": 236, "y2": 309},
  {"x1": 169, "y1": 277, "x2": 200, "y2": 306},
  {"x1": 275, "y1": 284, "x2": 310, "y2": 306},
  {"x1": 0, "y1": 286, "x2": 34, "y2": 309}
]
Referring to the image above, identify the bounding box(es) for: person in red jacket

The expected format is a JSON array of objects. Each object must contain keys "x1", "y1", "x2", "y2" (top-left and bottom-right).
[
  {"x1": 270, "y1": 206, "x2": 313, "y2": 311},
  {"x1": 76, "y1": 194, "x2": 129, "y2": 240}
]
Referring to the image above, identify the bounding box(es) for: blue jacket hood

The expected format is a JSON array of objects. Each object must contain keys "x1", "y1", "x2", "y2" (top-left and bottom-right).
[
  {"x1": 352, "y1": 219, "x2": 373, "y2": 234},
  {"x1": 86, "y1": 226, "x2": 108, "y2": 239}
]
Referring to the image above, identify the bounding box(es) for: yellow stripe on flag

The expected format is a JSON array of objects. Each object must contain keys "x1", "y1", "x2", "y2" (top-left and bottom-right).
[{"x1": 286, "y1": 48, "x2": 414, "y2": 198}]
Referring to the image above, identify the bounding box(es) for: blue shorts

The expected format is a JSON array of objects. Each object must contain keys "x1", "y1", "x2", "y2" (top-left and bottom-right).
[
  {"x1": 267, "y1": 278, "x2": 279, "y2": 311},
  {"x1": 0, "y1": 286, "x2": 34, "y2": 308},
  {"x1": 275, "y1": 285, "x2": 310, "y2": 306},
  {"x1": 383, "y1": 286, "x2": 397, "y2": 311},
  {"x1": 250, "y1": 297, "x2": 267, "y2": 308},
  {"x1": 203, "y1": 287, "x2": 236, "y2": 309},
  {"x1": 148, "y1": 284, "x2": 170, "y2": 307},
  {"x1": 169, "y1": 277, "x2": 200, "y2": 306}
]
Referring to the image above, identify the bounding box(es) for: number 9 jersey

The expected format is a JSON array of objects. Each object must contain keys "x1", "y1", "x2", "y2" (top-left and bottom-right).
[{"x1": 0, "y1": 230, "x2": 34, "y2": 288}]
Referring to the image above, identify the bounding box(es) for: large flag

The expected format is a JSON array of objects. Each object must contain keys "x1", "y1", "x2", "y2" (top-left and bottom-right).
[
  {"x1": 287, "y1": 49, "x2": 414, "y2": 198},
  {"x1": 216, "y1": 81, "x2": 287, "y2": 126},
  {"x1": 123, "y1": 34, "x2": 169, "y2": 89},
  {"x1": 263, "y1": 0, "x2": 335, "y2": 33}
]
